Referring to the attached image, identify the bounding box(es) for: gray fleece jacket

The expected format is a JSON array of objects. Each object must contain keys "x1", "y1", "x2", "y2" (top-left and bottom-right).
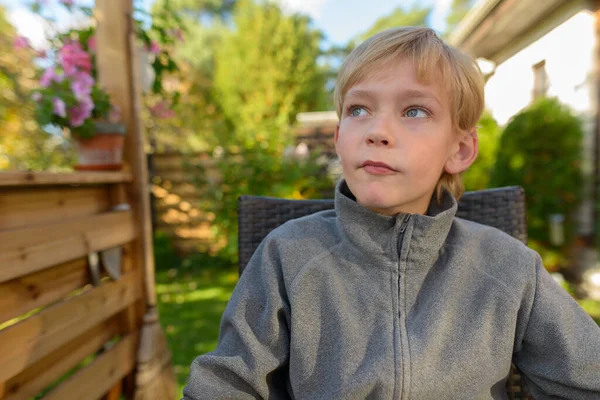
[{"x1": 183, "y1": 180, "x2": 600, "y2": 399}]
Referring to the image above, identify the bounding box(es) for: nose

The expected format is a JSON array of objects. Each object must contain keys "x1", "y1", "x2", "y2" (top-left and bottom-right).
[{"x1": 365, "y1": 114, "x2": 395, "y2": 147}]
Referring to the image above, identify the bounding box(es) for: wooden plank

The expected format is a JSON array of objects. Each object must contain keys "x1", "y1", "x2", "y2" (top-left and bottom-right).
[
  {"x1": 0, "y1": 210, "x2": 136, "y2": 283},
  {"x1": 1, "y1": 316, "x2": 121, "y2": 400},
  {"x1": 104, "y1": 381, "x2": 123, "y2": 400},
  {"x1": 0, "y1": 186, "x2": 111, "y2": 230},
  {"x1": 0, "y1": 257, "x2": 90, "y2": 324},
  {"x1": 43, "y1": 334, "x2": 137, "y2": 400},
  {"x1": 0, "y1": 171, "x2": 133, "y2": 187},
  {"x1": 97, "y1": 0, "x2": 156, "y2": 310},
  {"x1": 0, "y1": 268, "x2": 142, "y2": 383}
]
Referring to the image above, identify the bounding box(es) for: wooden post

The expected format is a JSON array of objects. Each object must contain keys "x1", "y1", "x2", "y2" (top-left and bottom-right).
[
  {"x1": 95, "y1": 0, "x2": 156, "y2": 307},
  {"x1": 95, "y1": 1, "x2": 159, "y2": 397}
]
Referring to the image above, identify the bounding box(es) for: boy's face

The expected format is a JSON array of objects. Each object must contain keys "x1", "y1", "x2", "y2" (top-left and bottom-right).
[{"x1": 335, "y1": 59, "x2": 477, "y2": 216}]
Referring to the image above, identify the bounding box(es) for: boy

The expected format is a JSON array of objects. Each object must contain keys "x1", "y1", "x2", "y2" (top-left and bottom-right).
[{"x1": 184, "y1": 27, "x2": 600, "y2": 399}]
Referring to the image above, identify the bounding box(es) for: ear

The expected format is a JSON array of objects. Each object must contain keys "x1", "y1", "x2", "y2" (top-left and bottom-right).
[{"x1": 444, "y1": 129, "x2": 478, "y2": 175}]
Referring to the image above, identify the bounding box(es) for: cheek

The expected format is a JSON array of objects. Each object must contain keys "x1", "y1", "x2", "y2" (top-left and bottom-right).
[
  {"x1": 405, "y1": 138, "x2": 451, "y2": 172},
  {"x1": 335, "y1": 127, "x2": 357, "y2": 155}
]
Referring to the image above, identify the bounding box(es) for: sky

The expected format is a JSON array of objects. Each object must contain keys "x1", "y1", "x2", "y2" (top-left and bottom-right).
[{"x1": 2, "y1": 0, "x2": 455, "y2": 49}]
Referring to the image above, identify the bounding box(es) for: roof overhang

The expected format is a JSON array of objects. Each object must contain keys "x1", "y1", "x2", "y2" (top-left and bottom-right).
[{"x1": 449, "y1": 0, "x2": 581, "y2": 64}]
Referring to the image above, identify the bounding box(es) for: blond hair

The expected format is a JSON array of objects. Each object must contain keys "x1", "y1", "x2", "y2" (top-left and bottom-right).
[{"x1": 333, "y1": 27, "x2": 485, "y2": 200}]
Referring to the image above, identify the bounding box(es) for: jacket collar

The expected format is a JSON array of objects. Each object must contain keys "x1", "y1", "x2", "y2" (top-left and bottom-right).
[{"x1": 334, "y1": 179, "x2": 457, "y2": 267}]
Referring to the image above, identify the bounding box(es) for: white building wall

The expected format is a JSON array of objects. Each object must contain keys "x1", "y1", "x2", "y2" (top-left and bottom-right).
[
  {"x1": 485, "y1": 10, "x2": 596, "y2": 125},
  {"x1": 484, "y1": 9, "x2": 597, "y2": 235}
]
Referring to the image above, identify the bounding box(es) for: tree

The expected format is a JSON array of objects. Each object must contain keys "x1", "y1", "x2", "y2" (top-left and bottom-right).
[
  {"x1": 490, "y1": 98, "x2": 583, "y2": 248},
  {"x1": 153, "y1": 0, "x2": 237, "y2": 21},
  {"x1": 144, "y1": 0, "x2": 235, "y2": 152},
  {"x1": 357, "y1": 4, "x2": 433, "y2": 43},
  {"x1": 213, "y1": 0, "x2": 327, "y2": 150},
  {"x1": 444, "y1": 0, "x2": 475, "y2": 37},
  {"x1": 152, "y1": 0, "x2": 236, "y2": 76},
  {"x1": 462, "y1": 110, "x2": 500, "y2": 191},
  {"x1": 0, "y1": 6, "x2": 73, "y2": 171}
]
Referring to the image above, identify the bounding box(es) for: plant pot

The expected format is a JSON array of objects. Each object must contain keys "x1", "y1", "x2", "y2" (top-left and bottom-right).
[{"x1": 73, "y1": 122, "x2": 126, "y2": 171}]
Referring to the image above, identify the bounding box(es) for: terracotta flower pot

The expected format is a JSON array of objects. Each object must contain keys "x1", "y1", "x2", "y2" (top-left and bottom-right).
[{"x1": 73, "y1": 122, "x2": 126, "y2": 171}]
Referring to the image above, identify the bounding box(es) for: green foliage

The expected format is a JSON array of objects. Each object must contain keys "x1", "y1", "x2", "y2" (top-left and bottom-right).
[
  {"x1": 490, "y1": 97, "x2": 583, "y2": 247},
  {"x1": 33, "y1": 74, "x2": 113, "y2": 139},
  {"x1": 357, "y1": 4, "x2": 432, "y2": 42},
  {"x1": 213, "y1": 0, "x2": 327, "y2": 150},
  {"x1": 136, "y1": 0, "x2": 186, "y2": 106},
  {"x1": 462, "y1": 110, "x2": 501, "y2": 191},
  {"x1": 191, "y1": 147, "x2": 334, "y2": 263},
  {"x1": 153, "y1": 230, "x2": 238, "y2": 396},
  {"x1": 153, "y1": 0, "x2": 237, "y2": 20},
  {"x1": 0, "y1": 5, "x2": 73, "y2": 171},
  {"x1": 578, "y1": 299, "x2": 600, "y2": 326},
  {"x1": 144, "y1": 0, "x2": 234, "y2": 152},
  {"x1": 444, "y1": 0, "x2": 475, "y2": 37}
]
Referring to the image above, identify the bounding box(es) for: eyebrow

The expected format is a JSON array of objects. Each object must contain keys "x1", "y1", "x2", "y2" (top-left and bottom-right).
[
  {"x1": 345, "y1": 88, "x2": 442, "y2": 108},
  {"x1": 344, "y1": 89, "x2": 377, "y2": 103}
]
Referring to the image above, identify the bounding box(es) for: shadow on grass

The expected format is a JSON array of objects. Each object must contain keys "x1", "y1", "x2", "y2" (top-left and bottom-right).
[{"x1": 154, "y1": 232, "x2": 239, "y2": 398}]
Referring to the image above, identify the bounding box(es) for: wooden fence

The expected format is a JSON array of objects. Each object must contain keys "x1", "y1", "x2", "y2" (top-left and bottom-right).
[
  {"x1": 149, "y1": 152, "x2": 221, "y2": 255},
  {"x1": 149, "y1": 120, "x2": 338, "y2": 255},
  {"x1": 0, "y1": 171, "x2": 144, "y2": 399}
]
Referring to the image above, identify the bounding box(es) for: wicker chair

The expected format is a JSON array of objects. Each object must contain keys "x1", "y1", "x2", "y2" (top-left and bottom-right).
[{"x1": 237, "y1": 186, "x2": 532, "y2": 399}]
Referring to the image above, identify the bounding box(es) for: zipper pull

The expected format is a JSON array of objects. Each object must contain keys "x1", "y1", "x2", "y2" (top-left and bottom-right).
[{"x1": 399, "y1": 215, "x2": 411, "y2": 233}]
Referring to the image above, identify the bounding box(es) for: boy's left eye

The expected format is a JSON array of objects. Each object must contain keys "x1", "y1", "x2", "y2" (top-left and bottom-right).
[{"x1": 404, "y1": 108, "x2": 429, "y2": 118}]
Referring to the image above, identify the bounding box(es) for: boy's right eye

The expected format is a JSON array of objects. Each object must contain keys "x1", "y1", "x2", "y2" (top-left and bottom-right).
[{"x1": 348, "y1": 106, "x2": 368, "y2": 117}]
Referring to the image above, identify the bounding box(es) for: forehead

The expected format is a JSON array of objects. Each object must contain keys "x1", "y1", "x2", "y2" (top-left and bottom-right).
[{"x1": 344, "y1": 58, "x2": 448, "y2": 104}]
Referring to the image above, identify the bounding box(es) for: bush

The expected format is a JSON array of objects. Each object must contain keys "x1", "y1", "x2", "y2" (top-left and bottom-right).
[
  {"x1": 490, "y1": 97, "x2": 583, "y2": 248},
  {"x1": 462, "y1": 110, "x2": 501, "y2": 191},
  {"x1": 190, "y1": 144, "x2": 334, "y2": 264}
]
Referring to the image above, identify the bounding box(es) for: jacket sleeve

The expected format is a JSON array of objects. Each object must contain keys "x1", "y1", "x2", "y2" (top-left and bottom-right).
[
  {"x1": 513, "y1": 252, "x2": 600, "y2": 398},
  {"x1": 182, "y1": 237, "x2": 291, "y2": 400}
]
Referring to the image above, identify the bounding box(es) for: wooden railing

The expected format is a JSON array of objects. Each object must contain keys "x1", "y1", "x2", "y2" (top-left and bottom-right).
[{"x1": 0, "y1": 172, "x2": 145, "y2": 400}]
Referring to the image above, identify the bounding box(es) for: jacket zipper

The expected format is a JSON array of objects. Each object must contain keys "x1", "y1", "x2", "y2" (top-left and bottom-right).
[
  {"x1": 396, "y1": 214, "x2": 411, "y2": 400},
  {"x1": 397, "y1": 214, "x2": 411, "y2": 253}
]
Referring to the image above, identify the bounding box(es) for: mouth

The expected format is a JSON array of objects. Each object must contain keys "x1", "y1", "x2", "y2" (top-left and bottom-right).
[{"x1": 361, "y1": 160, "x2": 397, "y2": 175}]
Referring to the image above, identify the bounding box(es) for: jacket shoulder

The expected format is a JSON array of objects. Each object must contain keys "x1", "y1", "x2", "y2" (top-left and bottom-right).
[
  {"x1": 448, "y1": 217, "x2": 539, "y2": 291},
  {"x1": 256, "y1": 209, "x2": 340, "y2": 279}
]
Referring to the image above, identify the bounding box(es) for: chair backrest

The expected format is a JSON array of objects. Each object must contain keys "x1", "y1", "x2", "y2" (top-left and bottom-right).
[
  {"x1": 238, "y1": 185, "x2": 526, "y2": 274},
  {"x1": 236, "y1": 185, "x2": 530, "y2": 399}
]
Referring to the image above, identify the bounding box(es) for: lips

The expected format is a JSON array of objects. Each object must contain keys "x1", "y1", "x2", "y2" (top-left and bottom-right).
[{"x1": 361, "y1": 160, "x2": 397, "y2": 175}]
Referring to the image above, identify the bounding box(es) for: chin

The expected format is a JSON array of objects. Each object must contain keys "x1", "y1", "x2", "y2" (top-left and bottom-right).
[{"x1": 354, "y1": 188, "x2": 399, "y2": 211}]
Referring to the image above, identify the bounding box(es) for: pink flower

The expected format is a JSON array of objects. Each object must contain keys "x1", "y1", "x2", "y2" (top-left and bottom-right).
[
  {"x1": 32, "y1": 92, "x2": 42, "y2": 102},
  {"x1": 71, "y1": 72, "x2": 95, "y2": 101},
  {"x1": 52, "y1": 97, "x2": 67, "y2": 118},
  {"x1": 69, "y1": 97, "x2": 94, "y2": 127},
  {"x1": 109, "y1": 105, "x2": 121, "y2": 123},
  {"x1": 13, "y1": 36, "x2": 30, "y2": 50},
  {"x1": 150, "y1": 101, "x2": 175, "y2": 119},
  {"x1": 60, "y1": 0, "x2": 74, "y2": 5},
  {"x1": 59, "y1": 41, "x2": 92, "y2": 76},
  {"x1": 40, "y1": 68, "x2": 63, "y2": 88},
  {"x1": 87, "y1": 36, "x2": 96, "y2": 53},
  {"x1": 148, "y1": 41, "x2": 160, "y2": 55}
]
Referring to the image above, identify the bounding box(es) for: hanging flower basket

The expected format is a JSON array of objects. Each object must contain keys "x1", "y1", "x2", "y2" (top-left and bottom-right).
[{"x1": 73, "y1": 121, "x2": 126, "y2": 170}]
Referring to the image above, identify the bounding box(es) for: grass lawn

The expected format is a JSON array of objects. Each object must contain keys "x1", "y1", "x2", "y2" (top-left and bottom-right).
[
  {"x1": 579, "y1": 298, "x2": 600, "y2": 325},
  {"x1": 154, "y1": 233, "x2": 239, "y2": 398}
]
